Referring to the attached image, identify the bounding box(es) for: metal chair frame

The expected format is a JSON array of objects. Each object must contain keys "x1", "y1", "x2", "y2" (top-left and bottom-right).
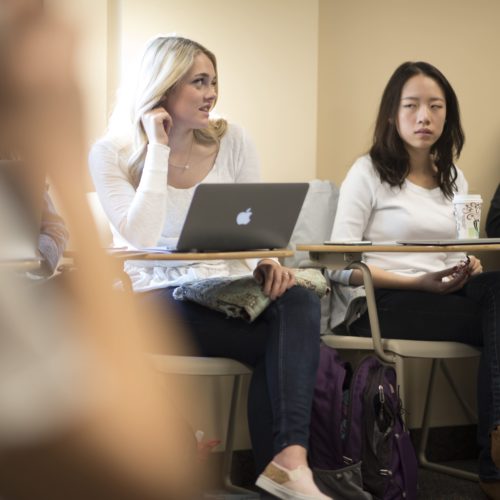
[{"x1": 322, "y1": 261, "x2": 480, "y2": 482}]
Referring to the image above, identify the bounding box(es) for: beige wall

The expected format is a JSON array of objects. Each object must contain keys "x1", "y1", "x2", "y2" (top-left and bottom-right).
[
  {"x1": 51, "y1": 0, "x2": 319, "y2": 182},
  {"x1": 47, "y1": 0, "x2": 109, "y2": 152},
  {"x1": 318, "y1": 0, "x2": 500, "y2": 239},
  {"x1": 115, "y1": 0, "x2": 319, "y2": 182},
  {"x1": 52, "y1": 0, "x2": 500, "y2": 217}
]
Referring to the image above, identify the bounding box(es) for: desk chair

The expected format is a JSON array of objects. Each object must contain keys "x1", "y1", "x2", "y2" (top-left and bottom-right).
[
  {"x1": 323, "y1": 261, "x2": 480, "y2": 482},
  {"x1": 149, "y1": 355, "x2": 254, "y2": 495}
]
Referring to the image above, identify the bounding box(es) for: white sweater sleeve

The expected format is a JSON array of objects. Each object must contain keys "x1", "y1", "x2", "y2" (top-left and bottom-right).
[
  {"x1": 329, "y1": 157, "x2": 377, "y2": 284},
  {"x1": 331, "y1": 157, "x2": 376, "y2": 241},
  {"x1": 89, "y1": 139, "x2": 169, "y2": 248}
]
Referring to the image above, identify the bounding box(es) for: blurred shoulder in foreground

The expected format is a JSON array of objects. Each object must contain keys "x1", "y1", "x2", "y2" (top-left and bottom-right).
[{"x1": 0, "y1": 2, "x2": 198, "y2": 498}]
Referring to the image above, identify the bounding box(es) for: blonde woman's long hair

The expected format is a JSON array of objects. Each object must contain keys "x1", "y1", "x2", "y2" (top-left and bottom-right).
[{"x1": 108, "y1": 35, "x2": 227, "y2": 187}]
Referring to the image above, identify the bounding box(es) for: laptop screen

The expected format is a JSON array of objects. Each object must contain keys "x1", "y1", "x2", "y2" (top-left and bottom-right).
[{"x1": 175, "y1": 183, "x2": 309, "y2": 252}]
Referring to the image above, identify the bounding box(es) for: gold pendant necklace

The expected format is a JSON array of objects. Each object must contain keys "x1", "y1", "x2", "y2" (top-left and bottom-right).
[{"x1": 168, "y1": 134, "x2": 194, "y2": 171}]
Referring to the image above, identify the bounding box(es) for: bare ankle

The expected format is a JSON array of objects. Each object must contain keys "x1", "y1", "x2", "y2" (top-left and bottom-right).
[{"x1": 272, "y1": 445, "x2": 308, "y2": 470}]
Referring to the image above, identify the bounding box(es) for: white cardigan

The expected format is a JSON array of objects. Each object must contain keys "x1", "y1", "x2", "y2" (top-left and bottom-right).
[{"x1": 89, "y1": 123, "x2": 262, "y2": 292}]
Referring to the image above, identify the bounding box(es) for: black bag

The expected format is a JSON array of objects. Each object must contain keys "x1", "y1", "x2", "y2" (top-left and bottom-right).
[{"x1": 313, "y1": 461, "x2": 373, "y2": 500}]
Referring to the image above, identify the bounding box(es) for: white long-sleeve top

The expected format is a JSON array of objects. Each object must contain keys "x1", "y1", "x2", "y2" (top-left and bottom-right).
[
  {"x1": 89, "y1": 123, "x2": 262, "y2": 292},
  {"x1": 331, "y1": 154, "x2": 467, "y2": 284}
]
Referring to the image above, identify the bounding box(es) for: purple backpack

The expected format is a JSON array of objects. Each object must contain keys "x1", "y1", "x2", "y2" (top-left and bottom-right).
[{"x1": 310, "y1": 343, "x2": 418, "y2": 500}]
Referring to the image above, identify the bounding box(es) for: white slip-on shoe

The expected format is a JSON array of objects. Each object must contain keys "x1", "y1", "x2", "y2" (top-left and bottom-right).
[{"x1": 256, "y1": 461, "x2": 332, "y2": 500}]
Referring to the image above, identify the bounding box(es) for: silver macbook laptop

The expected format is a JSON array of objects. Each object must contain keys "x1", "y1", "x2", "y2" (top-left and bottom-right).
[
  {"x1": 170, "y1": 183, "x2": 309, "y2": 252},
  {"x1": 0, "y1": 160, "x2": 45, "y2": 261},
  {"x1": 397, "y1": 238, "x2": 500, "y2": 246}
]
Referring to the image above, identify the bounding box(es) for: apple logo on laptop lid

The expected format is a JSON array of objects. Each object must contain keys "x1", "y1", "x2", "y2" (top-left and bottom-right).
[{"x1": 236, "y1": 208, "x2": 252, "y2": 225}]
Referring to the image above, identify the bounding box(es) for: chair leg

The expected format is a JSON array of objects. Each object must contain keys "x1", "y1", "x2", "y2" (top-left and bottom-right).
[
  {"x1": 418, "y1": 360, "x2": 478, "y2": 482},
  {"x1": 440, "y1": 360, "x2": 477, "y2": 422},
  {"x1": 221, "y1": 374, "x2": 256, "y2": 495}
]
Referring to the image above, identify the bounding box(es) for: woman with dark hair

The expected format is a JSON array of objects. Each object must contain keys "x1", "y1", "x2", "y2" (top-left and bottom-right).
[
  {"x1": 330, "y1": 61, "x2": 500, "y2": 497},
  {"x1": 370, "y1": 61, "x2": 464, "y2": 199}
]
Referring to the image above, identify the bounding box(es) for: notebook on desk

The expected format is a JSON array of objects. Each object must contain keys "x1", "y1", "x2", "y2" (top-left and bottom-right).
[
  {"x1": 397, "y1": 238, "x2": 500, "y2": 246},
  {"x1": 166, "y1": 183, "x2": 309, "y2": 252},
  {"x1": 0, "y1": 160, "x2": 45, "y2": 261}
]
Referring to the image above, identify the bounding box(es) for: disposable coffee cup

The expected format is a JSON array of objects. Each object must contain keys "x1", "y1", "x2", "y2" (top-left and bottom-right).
[{"x1": 452, "y1": 194, "x2": 482, "y2": 239}]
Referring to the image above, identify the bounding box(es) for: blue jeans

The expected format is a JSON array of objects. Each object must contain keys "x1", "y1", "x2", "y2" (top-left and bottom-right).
[
  {"x1": 350, "y1": 271, "x2": 500, "y2": 480},
  {"x1": 143, "y1": 285, "x2": 321, "y2": 474}
]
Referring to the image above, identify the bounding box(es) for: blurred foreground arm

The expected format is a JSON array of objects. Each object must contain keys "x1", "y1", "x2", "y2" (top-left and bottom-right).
[
  {"x1": 0, "y1": 3, "x2": 196, "y2": 499},
  {"x1": 36, "y1": 189, "x2": 69, "y2": 276}
]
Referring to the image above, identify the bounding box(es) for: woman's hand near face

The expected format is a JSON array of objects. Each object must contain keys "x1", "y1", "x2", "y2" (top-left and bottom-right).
[
  {"x1": 253, "y1": 259, "x2": 296, "y2": 301},
  {"x1": 141, "y1": 107, "x2": 173, "y2": 146}
]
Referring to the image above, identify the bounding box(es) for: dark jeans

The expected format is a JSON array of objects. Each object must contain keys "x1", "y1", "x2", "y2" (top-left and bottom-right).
[
  {"x1": 142, "y1": 285, "x2": 321, "y2": 474},
  {"x1": 350, "y1": 271, "x2": 500, "y2": 481}
]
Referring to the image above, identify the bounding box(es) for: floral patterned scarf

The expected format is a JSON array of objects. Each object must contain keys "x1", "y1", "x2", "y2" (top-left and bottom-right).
[{"x1": 173, "y1": 268, "x2": 329, "y2": 322}]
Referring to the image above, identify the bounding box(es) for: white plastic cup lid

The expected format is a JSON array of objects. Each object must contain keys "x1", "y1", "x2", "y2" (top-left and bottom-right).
[{"x1": 452, "y1": 194, "x2": 482, "y2": 203}]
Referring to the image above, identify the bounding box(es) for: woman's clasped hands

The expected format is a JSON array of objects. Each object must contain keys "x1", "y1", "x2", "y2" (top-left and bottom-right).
[{"x1": 416, "y1": 255, "x2": 482, "y2": 294}]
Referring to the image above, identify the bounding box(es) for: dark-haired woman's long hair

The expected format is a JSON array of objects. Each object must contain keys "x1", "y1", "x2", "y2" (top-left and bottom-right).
[{"x1": 370, "y1": 61, "x2": 465, "y2": 199}]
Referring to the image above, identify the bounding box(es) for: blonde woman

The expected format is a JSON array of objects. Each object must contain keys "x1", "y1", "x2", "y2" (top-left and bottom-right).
[{"x1": 89, "y1": 36, "x2": 329, "y2": 500}]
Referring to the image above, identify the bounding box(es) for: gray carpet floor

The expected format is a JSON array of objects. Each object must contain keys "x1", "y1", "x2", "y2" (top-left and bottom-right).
[{"x1": 417, "y1": 461, "x2": 483, "y2": 499}]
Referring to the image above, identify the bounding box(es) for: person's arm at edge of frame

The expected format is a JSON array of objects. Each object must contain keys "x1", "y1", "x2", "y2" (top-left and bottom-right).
[{"x1": 36, "y1": 187, "x2": 69, "y2": 276}]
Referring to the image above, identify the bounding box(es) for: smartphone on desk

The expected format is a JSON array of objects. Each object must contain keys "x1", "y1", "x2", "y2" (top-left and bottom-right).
[{"x1": 323, "y1": 240, "x2": 372, "y2": 245}]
